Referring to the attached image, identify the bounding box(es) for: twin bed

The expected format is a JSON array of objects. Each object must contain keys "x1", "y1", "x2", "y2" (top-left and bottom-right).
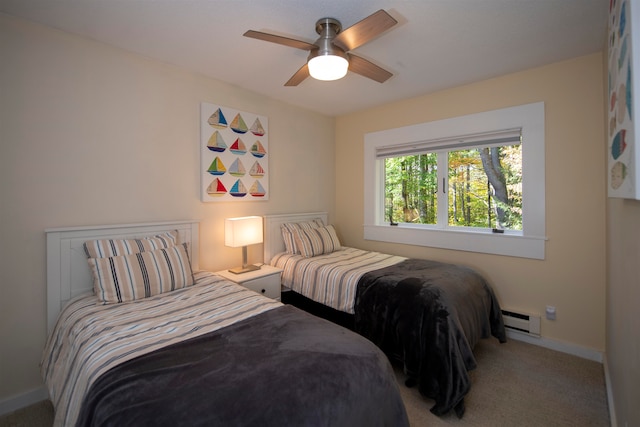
[
  {"x1": 43, "y1": 213, "x2": 506, "y2": 425},
  {"x1": 43, "y1": 221, "x2": 408, "y2": 427},
  {"x1": 264, "y1": 212, "x2": 507, "y2": 417}
]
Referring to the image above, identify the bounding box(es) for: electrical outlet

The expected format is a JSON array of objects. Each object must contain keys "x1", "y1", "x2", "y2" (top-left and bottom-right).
[{"x1": 545, "y1": 305, "x2": 556, "y2": 320}]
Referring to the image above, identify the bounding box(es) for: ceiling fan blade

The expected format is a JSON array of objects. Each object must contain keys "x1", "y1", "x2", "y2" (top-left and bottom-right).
[
  {"x1": 334, "y1": 10, "x2": 397, "y2": 51},
  {"x1": 284, "y1": 63, "x2": 310, "y2": 86},
  {"x1": 243, "y1": 30, "x2": 317, "y2": 51},
  {"x1": 347, "y1": 54, "x2": 393, "y2": 83}
]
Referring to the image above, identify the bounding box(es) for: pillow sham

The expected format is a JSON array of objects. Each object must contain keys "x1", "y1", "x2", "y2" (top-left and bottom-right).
[
  {"x1": 83, "y1": 230, "x2": 178, "y2": 259},
  {"x1": 281, "y1": 219, "x2": 324, "y2": 254},
  {"x1": 88, "y1": 243, "x2": 194, "y2": 304},
  {"x1": 292, "y1": 224, "x2": 341, "y2": 258}
]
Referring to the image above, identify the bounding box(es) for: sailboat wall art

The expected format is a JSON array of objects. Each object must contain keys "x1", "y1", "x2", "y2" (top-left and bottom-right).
[
  {"x1": 201, "y1": 103, "x2": 269, "y2": 201},
  {"x1": 608, "y1": 0, "x2": 640, "y2": 199}
]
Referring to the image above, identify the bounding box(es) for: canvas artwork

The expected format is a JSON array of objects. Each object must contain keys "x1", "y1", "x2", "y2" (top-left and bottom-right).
[
  {"x1": 200, "y1": 103, "x2": 268, "y2": 202},
  {"x1": 608, "y1": 0, "x2": 640, "y2": 199}
]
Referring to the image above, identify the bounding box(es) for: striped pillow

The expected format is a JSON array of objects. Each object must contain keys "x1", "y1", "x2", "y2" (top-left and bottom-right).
[
  {"x1": 83, "y1": 231, "x2": 178, "y2": 258},
  {"x1": 281, "y1": 219, "x2": 324, "y2": 254},
  {"x1": 88, "y1": 243, "x2": 194, "y2": 304},
  {"x1": 292, "y1": 225, "x2": 341, "y2": 258}
]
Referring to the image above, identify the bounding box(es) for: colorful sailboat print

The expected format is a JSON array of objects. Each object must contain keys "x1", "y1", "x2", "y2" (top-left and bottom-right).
[
  {"x1": 207, "y1": 178, "x2": 227, "y2": 196},
  {"x1": 207, "y1": 157, "x2": 226, "y2": 175},
  {"x1": 230, "y1": 138, "x2": 247, "y2": 155},
  {"x1": 610, "y1": 91, "x2": 617, "y2": 112},
  {"x1": 618, "y1": 35, "x2": 628, "y2": 70},
  {"x1": 619, "y1": 0, "x2": 627, "y2": 38},
  {"x1": 250, "y1": 118, "x2": 265, "y2": 136},
  {"x1": 249, "y1": 161, "x2": 265, "y2": 177},
  {"x1": 206, "y1": 131, "x2": 227, "y2": 152},
  {"x1": 249, "y1": 180, "x2": 266, "y2": 197},
  {"x1": 626, "y1": 62, "x2": 632, "y2": 117},
  {"x1": 610, "y1": 115, "x2": 617, "y2": 137},
  {"x1": 229, "y1": 179, "x2": 247, "y2": 197},
  {"x1": 611, "y1": 161, "x2": 627, "y2": 190},
  {"x1": 229, "y1": 158, "x2": 246, "y2": 177},
  {"x1": 617, "y1": 81, "x2": 627, "y2": 124},
  {"x1": 208, "y1": 108, "x2": 228, "y2": 129},
  {"x1": 250, "y1": 141, "x2": 266, "y2": 158},
  {"x1": 230, "y1": 114, "x2": 248, "y2": 134},
  {"x1": 611, "y1": 129, "x2": 627, "y2": 159}
]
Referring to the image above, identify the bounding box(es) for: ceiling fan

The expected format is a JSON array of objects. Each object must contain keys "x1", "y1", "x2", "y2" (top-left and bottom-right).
[{"x1": 243, "y1": 9, "x2": 398, "y2": 86}]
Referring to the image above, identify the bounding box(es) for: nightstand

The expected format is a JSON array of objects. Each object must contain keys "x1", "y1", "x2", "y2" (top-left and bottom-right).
[{"x1": 215, "y1": 265, "x2": 283, "y2": 301}]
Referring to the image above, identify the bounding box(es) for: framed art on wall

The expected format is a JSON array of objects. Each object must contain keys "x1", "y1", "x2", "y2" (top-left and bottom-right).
[
  {"x1": 608, "y1": 0, "x2": 640, "y2": 199},
  {"x1": 200, "y1": 103, "x2": 269, "y2": 202}
]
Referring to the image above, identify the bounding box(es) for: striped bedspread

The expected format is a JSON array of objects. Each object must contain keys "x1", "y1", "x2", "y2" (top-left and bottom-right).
[
  {"x1": 270, "y1": 247, "x2": 406, "y2": 314},
  {"x1": 41, "y1": 271, "x2": 281, "y2": 427}
]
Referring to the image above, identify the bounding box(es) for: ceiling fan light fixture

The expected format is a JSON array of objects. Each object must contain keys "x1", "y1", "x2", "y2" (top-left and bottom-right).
[
  {"x1": 244, "y1": 11, "x2": 397, "y2": 86},
  {"x1": 308, "y1": 54, "x2": 349, "y2": 81}
]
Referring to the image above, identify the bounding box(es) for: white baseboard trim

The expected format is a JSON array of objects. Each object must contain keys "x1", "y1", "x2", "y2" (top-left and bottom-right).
[
  {"x1": 603, "y1": 353, "x2": 618, "y2": 427},
  {"x1": 0, "y1": 386, "x2": 48, "y2": 417},
  {"x1": 506, "y1": 330, "x2": 603, "y2": 362}
]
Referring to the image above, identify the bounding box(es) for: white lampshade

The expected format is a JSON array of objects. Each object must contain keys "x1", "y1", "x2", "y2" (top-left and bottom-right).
[
  {"x1": 308, "y1": 54, "x2": 349, "y2": 81},
  {"x1": 225, "y1": 216, "x2": 263, "y2": 247}
]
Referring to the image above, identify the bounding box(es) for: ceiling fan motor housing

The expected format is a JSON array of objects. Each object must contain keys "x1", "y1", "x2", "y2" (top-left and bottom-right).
[{"x1": 310, "y1": 18, "x2": 347, "y2": 61}]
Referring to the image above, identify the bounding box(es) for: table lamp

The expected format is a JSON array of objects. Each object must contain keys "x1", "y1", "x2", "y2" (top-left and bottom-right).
[{"x1": 225, "y1": 216, "x2": 263, "y2": 274}]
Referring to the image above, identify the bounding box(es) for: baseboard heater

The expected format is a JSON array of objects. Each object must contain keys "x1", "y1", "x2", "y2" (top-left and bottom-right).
[{"x1": 501, "y1": 309, "x2": 541, "y2": 337}]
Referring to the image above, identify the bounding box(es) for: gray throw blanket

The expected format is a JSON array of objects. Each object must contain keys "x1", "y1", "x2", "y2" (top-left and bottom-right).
[
  {"x1": 77, "y1": 305, "x2": 409, "y2": 427},
  {"x1": 355, "y1": 258, "x2": 507, "y2": 418}
]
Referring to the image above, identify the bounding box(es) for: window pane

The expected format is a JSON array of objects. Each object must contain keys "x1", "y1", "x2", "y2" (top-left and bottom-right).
[
  {"x1": 448, "y1": 145, "x2": 522, "y2": 230},
  {"x1": 384, "y1": 154, "x2": 438, "y2": 224}
]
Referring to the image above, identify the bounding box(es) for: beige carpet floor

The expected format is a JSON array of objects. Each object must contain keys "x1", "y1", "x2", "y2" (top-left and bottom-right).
[
  {"x1": 0, "y1": 338, "x2": 609, "y2": 426},
  {"x1": 397, "y1": 338, "x2": 610, "y2": 426}
]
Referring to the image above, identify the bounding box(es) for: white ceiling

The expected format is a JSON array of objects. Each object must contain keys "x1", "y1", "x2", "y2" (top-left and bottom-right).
[{"x1": 0, "y1": 0, "x2": 608, "y2": 117}]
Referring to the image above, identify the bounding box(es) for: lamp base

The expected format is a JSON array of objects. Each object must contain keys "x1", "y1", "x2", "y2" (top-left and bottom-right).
[{"x1": 228, "y1": 264, "x2": 261, "y2": 275}]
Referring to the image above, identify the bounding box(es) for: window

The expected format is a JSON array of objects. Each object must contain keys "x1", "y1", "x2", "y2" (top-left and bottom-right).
[
  {"x1": 364, "y1": 102, "x2": 545, "y2": 259},
  {"x1": 383, "y1": 129, "x2": 522, "y2": 230}
]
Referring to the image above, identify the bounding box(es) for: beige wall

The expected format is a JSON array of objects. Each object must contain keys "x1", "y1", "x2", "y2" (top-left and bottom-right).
[
  {"x1": 335, "y1": 53, "x2": 606, "y2": 352},
  {"x1": 0, "y1": 14, "x2": 335, "y2": 403}
]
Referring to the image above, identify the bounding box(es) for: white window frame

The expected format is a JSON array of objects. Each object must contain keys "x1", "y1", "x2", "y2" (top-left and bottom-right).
[{"x1": 364, "y1": 102, "x2": 546, "y2": 259}]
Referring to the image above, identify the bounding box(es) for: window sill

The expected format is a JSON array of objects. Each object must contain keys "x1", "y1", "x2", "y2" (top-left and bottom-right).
[{"x1": 363, "y1": 224, "x2": 546, "y2": 259}]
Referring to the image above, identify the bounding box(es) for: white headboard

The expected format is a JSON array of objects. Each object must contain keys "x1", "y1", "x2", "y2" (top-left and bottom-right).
[
  {"x1": 45, "y1": 220, "x2": 199, "y2": 333},
  {"x1": 263, "y1": 212, "x2": 328, "y2": 264}
]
